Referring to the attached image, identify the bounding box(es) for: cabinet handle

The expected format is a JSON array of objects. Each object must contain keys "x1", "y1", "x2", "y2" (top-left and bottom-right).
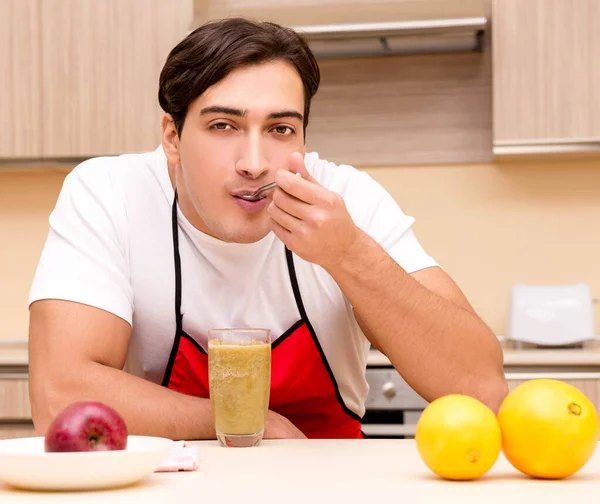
[
  {"x1": 494, "y1": 138, "x2": 600, "y2": 156},
  {"x1": 361, "y1": 424, "x2": 417, "y2": 436}
]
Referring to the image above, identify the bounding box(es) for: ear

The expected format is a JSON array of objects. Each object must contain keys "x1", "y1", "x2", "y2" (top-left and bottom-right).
[{"x1": 161, "y1": 113, "x2": 180, "y2": 165}]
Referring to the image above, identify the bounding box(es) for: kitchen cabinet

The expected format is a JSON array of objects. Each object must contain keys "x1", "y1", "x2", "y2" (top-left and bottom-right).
[
  {"x1": 0, "y1": 424, "x2": 36, "y2": 440},
  {"x1": 0, "y1": 376, "x2": 32, "y2": 420},
  {"x1": 40, "y1": 0, "x2": 192, "y2": 158},
  {"x1": 492, "y1": 0, "x2": 600, "y2": 157},
  {"x1": 0, "y1": 0, "x2": 43, "y2": 158},
  {"x1": 0, "y1": 375, "x2": 36, "y2": 440},
  {"x1": 194, "y1": 0, "x2": 486, "y2": 27},
  {"x1": 193, "y1": 1, "x2": 492, "y2": 167}
]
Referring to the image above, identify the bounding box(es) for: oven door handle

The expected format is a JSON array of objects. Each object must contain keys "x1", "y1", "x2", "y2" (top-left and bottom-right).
[{"x1": 361, "y1": 424, "x2": 417, "y2": 437}]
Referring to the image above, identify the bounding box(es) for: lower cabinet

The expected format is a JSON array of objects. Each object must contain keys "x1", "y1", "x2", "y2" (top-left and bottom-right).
[
  {"x1": 1, "y1": 370, "x2": 600, "y2": 441},
  {"x1": 0, "y1": 422, "x2": 37, "y2": 440},
  {"x1": 0, "y1": 374, "x2": 36, "y2": 439}
]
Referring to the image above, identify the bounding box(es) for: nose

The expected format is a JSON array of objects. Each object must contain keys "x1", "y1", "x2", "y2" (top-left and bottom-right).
[{"x1": 235, "y1": 131, "x2": 269, "y2": 179}]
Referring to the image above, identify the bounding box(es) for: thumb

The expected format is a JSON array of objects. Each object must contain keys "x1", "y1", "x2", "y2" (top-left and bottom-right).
[{"x1": 288, "y1": 152, "x2": 317, "y2": 184}]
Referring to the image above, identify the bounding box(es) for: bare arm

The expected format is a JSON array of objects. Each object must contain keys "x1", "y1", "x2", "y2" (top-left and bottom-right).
[
  {"x1": 29, "y1": 300, "x2": 216, "y2": 439},
  {"x1": 29, "y1": 300, "x2": 307, "y2": 440},
  {"x1": 268, "y1": 155, "x2": 508, "y2": 414},
  {"x1": 333, "y1": 232, "x2": 508, "y2": 413}
]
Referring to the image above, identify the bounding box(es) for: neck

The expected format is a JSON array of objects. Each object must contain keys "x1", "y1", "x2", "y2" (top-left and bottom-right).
[{"x1": 168, "y1": 161, "x2": 214, "y2": 237}]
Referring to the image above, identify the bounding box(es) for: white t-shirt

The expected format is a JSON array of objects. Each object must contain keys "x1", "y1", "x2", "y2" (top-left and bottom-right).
[{"x1": 29, "y1": 146, "x2": 438, "y2": 417}]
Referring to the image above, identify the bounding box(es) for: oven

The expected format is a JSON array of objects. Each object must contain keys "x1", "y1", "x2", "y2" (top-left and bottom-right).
[{"x1": 362, "y1": 351, "x2": 428, "y2": 438}]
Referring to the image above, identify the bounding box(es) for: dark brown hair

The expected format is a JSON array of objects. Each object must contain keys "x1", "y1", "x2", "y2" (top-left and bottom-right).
[{"x1": 158, "y1": 17, "x2": 320, "y2": 137}]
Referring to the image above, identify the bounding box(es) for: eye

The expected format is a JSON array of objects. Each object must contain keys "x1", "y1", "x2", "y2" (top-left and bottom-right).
[
  {"x1": 272, "y1": 125, "x2": 295, "y2": 136},
  {"x1": 210, "y1": 122, "x2": 234, "y2": 131}
]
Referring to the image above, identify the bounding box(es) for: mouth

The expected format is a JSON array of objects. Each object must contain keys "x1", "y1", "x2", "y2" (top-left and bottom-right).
[
  {"x1": 231, "y1": 193, "x2": 270, "y2": 212},
  {"x1": 231, "y1": 188, "x2": 270, "y2": 201},
  {"x1": 232, "y1": 194, "x2": 266, "y2": 204}
]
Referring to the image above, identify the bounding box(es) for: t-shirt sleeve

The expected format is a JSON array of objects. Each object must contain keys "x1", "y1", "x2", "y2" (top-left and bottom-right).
[
  {"x1": 355, "y1": 179, "x2": 440, "y2": 273},
  {"x1": 306, "y1": 153, "x2": 439, "y2": 274},
  {"x1": 28, "y1": 159, "x2": 133, "y2": 325}
]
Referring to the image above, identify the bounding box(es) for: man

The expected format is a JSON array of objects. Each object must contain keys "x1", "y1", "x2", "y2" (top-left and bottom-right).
[{"x1": 28, "y1": 18, "x2": 507, "y2": 440}]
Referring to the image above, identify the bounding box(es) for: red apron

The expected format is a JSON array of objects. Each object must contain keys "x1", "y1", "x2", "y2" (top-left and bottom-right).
[{"x1": 161, "y1": 195, "x2": 364, "y2": 438}]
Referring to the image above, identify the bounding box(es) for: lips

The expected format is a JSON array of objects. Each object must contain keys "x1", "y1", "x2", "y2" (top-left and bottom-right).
[
  {"x1": 231, "y1": 188, "x2": 265, "y2": 197},
  {"x1": 232, "y1": 194, "x2": 270, "y2": 212},
  {"x1": 233, "y1": 193, "x2": 265, "y2": 199}
]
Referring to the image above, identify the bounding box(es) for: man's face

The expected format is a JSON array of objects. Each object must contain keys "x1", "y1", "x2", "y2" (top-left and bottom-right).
[{"x1": 164, "y1": 60, "x2": 306, "y2": 244}]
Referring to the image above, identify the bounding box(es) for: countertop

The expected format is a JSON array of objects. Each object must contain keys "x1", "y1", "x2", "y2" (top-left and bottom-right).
[
  {"x1": 1, "y1": 439, "x2": 599, "y2": 503},
  {"x1": 0, "y1": 351, "x2": 28, "y2": 368},
  {"x1": 0, "y1": 342, "x2": 28, "y2": 368},
  {"x1": 4, "y1": 339, "x2": 600, "y2": 368},
  {"x1": 369, "y1": 345, "x2": 600, "y2": 367}
]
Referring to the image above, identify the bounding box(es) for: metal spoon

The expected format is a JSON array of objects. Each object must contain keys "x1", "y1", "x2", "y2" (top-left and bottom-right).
[{"x1": 236, "y1": 182, "x2": 278, "y2": 201}]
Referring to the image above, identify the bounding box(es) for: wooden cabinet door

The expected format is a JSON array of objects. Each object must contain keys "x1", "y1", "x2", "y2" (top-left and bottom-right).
[
  {"x1": 492, "y1": 0, "x2": 600, "y2": 154},
  {"x1": 593, "y1": 1, "x2": 600, "y2": 138},
  {"x1": 0, "y1": 376, "x2": 36, "y2": 439},
  {"x1": 0, "y1": 377, "x2": 32, "y2": 420},
  {"x1": 0, "y1": 0, "x2": 43, "y2": 158},
  {"x1": 40, "y1": 0, "x2": 192, "y2": 158}
]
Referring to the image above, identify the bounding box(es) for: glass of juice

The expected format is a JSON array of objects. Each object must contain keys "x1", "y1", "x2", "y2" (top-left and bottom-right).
[{"x1": 208, "y1": 328, "x2": 271, "y2": 447}]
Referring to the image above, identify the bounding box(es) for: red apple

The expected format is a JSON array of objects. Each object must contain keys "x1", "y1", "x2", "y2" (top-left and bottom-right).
[{"x1": 44, "y1": 401, "x2": 128, "y2": 452}]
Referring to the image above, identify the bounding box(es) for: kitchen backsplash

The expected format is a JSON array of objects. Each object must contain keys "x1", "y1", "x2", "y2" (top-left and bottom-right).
[{"x1": 1, "y1": 157, "x2": 598, "y2": 340}]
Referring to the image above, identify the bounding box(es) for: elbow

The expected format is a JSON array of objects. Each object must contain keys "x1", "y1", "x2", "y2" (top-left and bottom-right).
[
  {"x1": 476, "y1": 337, "x2": 509, "y2": 414},
  {"x1": 29, "y1": 370, "x2": 74, "y2": 436},
  {"x1": 30, "y1": 383, "x2": 59, "y2": 436},
  {"x1": 476, "y1": 374, "x2": 509, "y2": 415}
]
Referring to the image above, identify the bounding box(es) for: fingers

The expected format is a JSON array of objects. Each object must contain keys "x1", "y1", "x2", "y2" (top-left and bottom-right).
[
  {"x1": 271, "y1": 188, "x2": 309, "y2": 220},
  {"x1": 269, "y1": 217, "x2": 294, "y2": 248},
  {"x1": 275, "y1": 169, "x2": 327, "y2": 205},
  {"x1": 268, "y1": 199, "x2": 302, "y2": 233},
  {"x1": 287, "y1": 152, "x2": 316, "y2": 183}
]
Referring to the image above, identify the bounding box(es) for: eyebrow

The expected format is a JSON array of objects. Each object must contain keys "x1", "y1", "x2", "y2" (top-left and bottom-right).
[
  {"x1": 268, "y1": 110, "x2": 303, "y2": 122},
  {"x1": 200, "y1": 106, "x2": 245, "y2": 117},
  {"x1": 200, "y1": 106, "x2": 303, "y2": 122}
]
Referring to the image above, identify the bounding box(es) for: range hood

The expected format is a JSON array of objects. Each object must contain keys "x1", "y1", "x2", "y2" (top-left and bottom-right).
[{"x1": 193, "y1": 0, "x2": 488, "y2": 58}]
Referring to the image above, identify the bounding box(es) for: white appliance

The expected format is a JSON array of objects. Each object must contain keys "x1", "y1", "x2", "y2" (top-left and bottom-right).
[{"x1": 507, "y1": 283, "x2": 595, "y2": 347}]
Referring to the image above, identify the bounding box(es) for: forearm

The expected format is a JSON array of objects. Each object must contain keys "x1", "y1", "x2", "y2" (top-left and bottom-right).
[
  {"x1": 326, "y1": 231, "x2": 507, "y2": 412},
  {"x1": 30, "y1": 360, "x2": 215, "y2": 440}
]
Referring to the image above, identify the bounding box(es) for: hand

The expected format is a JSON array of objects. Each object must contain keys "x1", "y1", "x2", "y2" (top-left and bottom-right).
[
  {"x1": 268, "y1": 152, "x2": 362, "y2": 270},
  {"x1": 264, "y1": 410, "x2": 307, "y2": 439}
]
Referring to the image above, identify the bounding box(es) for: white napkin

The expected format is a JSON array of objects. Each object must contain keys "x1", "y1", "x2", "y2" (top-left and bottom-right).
[{"x1": 155, "y1": 441, "x2": 199, "y2": 472}]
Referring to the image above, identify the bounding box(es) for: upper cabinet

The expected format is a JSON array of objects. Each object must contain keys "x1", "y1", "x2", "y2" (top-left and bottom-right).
[
  {"x1": 492, "y1": 0, "x2": 600, "y2": 157},
  {"x1": 194, "y1": 0, "x2": 487, "y2": 26},
  {"x1": 5, "y1": 0, "x2": 598, "y2": 163},
  {"x1": 41, "y1": 0, "x2": 192, "y2": 158},
  {"x1": 192, "y1": 0, "x2": 493, "y2": 167},
  {"x1": 1, "y1": 0, "x2": 192, "y2": 160},
  {"x1": 0, "y1": 0, "x2": 43, "y2": 159}
]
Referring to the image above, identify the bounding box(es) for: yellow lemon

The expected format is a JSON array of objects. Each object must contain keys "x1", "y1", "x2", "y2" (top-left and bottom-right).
[
  {"x1": 498, "y1": 379, "x2": 599, "y2": 479},
  {"x1": 415, "y1": 394, "x2": 501, "y2": 480}
]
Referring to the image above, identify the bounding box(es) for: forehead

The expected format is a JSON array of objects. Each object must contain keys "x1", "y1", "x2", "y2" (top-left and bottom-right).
[{"x1": 196, "y1": 60, "x2": 304, "y2": 113}]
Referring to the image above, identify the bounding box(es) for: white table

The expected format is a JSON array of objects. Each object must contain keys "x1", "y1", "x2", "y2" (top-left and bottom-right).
[{"x1": 1, "y1": 439, "x2": 599, "y2": 503}]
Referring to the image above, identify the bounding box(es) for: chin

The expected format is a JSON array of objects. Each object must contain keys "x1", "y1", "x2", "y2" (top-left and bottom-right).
[{"x1": 216, "y1": 225, "x2": 271, "y2": 244}]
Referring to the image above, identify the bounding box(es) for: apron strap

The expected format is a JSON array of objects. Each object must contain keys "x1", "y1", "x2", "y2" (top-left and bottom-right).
[
  {"x1": 284, "y1": 247, "x2": 309, "y2": 322},
  {"x1": 171, "y1": 191, "x2": 183, "y2": 334}
]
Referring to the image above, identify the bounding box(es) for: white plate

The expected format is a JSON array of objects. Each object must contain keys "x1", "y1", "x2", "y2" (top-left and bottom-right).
[{"x1": 0, "y1": 435, "x2": 173, "y2": 491}]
